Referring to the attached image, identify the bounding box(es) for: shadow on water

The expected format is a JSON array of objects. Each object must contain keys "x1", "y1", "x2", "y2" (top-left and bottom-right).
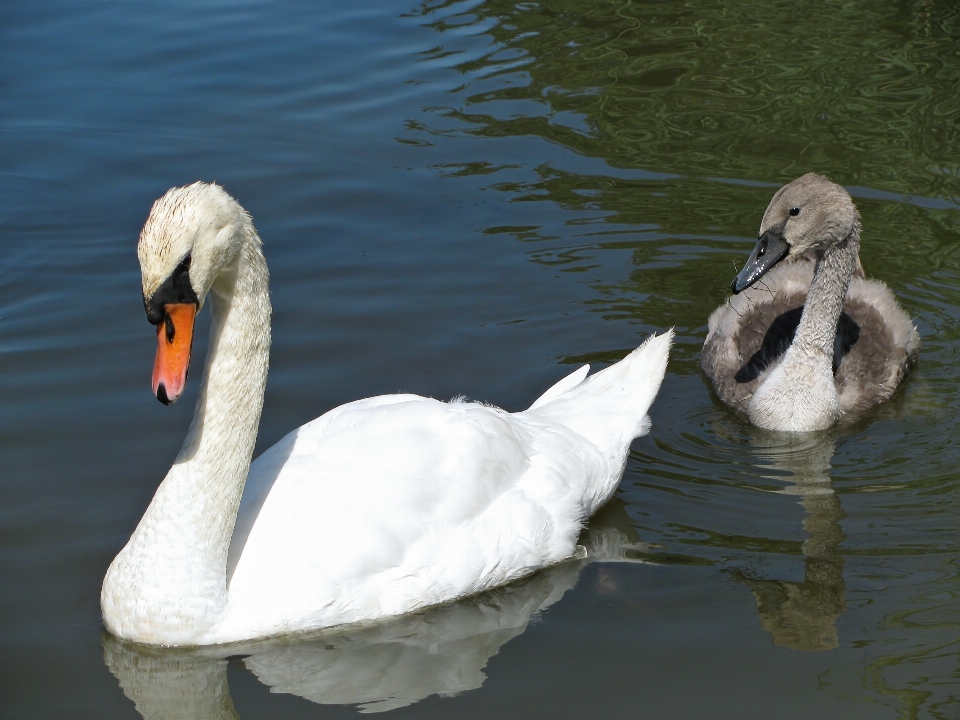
[
  {"x1": 103, "y1": 502, "x2": 651, "y2": 717},
  {"x1": 725, "y1": 430, "x2": 846, "y2": 652}
]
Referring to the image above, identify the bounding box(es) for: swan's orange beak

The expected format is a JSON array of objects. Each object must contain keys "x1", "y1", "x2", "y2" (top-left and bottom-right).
[{"x1": 152, "y1": 303, "x2": 197, "y2": 405}]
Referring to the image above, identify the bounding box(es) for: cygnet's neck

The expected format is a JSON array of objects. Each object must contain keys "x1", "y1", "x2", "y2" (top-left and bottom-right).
[
  {"x1": 792, "y1": 228, "x2": 860, "y2": 362},
  {"x1": 748, "y1": 227, "x2": 859, "y2": 432},
  {"x1": 102, "y1": 231, "x2": 271, "y2": 644}
]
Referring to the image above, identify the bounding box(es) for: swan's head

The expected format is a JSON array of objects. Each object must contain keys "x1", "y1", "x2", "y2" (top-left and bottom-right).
[
  {"x1": 732, "y1": 173, "x2": 860, "y2": 294},
  {"x1": 138, "y1": 182, "x2": 252, "y2": 404}
]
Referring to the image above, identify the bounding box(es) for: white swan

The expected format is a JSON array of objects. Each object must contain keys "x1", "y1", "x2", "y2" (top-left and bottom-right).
[
  {"x1": 101, "y1": 182, "x2": 672, "y2": 646},
  {"x1": 701, "y1": 173, "x2": 919, "y2": 431}
]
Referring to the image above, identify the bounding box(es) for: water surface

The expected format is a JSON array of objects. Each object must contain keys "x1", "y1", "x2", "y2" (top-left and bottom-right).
[{"x1": 2, "y1": 1, "x2": 959, "y2": 718}]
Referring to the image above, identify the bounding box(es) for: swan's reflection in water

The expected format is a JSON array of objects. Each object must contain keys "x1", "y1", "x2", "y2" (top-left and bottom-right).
[
  {"x1": 104, "y1": 502, "x2": 646, "y2": 717},
  {"x1": 732, "y1": 429, "x2": 846, "y2": 651}
]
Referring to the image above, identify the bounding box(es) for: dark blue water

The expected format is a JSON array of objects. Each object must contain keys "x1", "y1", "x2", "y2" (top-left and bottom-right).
[{"x1": 3, "y1": 1, "x2": 960, "y2": 718}]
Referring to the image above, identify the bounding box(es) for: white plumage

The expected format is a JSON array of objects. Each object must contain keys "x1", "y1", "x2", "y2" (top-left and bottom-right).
[{"x1": 101, "y1": 182, "x2": 672, "y2": 645}]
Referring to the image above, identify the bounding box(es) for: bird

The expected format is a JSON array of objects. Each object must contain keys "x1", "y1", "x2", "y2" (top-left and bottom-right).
[
  {"x1": 101, "y1": 181, "x2": 672, "y2": 645},
  {"x1": 701, "y1": 173, "x2": 919, "y2": 432}
]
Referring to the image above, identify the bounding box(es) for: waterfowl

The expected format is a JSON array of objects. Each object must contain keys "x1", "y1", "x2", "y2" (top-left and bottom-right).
[
  {"x1": 101, "y1": 182, "x2": 672, "y2": 646},
  {"x1": 701, "y1": 173, "x2": 919, "y2": 432}
]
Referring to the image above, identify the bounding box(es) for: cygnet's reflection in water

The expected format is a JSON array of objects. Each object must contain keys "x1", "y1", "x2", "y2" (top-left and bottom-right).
[
  {"x1": 103, "y1": 502, "x2": 647, "y2": 718},
  {"x1": 730, "y1": 427, "x2": 846, "y2": 651}
]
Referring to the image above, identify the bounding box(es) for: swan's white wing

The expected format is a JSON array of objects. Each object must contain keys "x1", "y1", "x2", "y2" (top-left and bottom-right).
[
  {"x1": 527, "y1": 364, "x2": 589, "y2": 410},
  {"x1": 223, "y1": 395, "x2": 592, "y2": 638},
  {"x1": 222, "y1": 332, "x2": 671, "y2": 641},
  {"x1": 227, "y1": 395, "x2": 423, "y2": 584}
]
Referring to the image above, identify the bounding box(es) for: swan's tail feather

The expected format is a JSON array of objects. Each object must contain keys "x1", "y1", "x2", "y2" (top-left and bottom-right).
[
  {"x1": 528, "y1": 364, "x2": 590, "y2": 410},
  {"x1": 526, "y1": 330, "x2": 673, "y2": 452}
]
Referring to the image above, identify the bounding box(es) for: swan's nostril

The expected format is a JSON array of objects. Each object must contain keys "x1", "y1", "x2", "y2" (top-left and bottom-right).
[{"x1": 164, "y1": 314, "x2": 175, "y2": 343}]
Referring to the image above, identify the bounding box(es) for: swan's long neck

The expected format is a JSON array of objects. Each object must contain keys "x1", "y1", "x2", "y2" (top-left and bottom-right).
[
  {"x1": 102, "y1": 230, "x2": 270, "y2": 644},
  {"x1": 792, "y1": 227, "x2": 859, "y2": 362},
  {"x1": 748, "y1": 227, "x2": 859, "y2": 431}
]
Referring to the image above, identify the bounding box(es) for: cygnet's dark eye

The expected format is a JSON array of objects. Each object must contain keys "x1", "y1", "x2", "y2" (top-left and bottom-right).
[{"x1": 789, "y1": 207, "x2": 801, "y2": 217}]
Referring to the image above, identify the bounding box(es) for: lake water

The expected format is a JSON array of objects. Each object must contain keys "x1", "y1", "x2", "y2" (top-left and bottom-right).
[{"x1": 3, "y1": 1, "x2": 960, "y2": 718}]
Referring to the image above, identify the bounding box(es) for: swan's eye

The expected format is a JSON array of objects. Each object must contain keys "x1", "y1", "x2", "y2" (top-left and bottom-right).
[
  {"x1": 789, "y1": 207, "x2": 800, "y2": 217},
  {"x1": 757, "y1": 239, "x2": 767, "y2": 258}
]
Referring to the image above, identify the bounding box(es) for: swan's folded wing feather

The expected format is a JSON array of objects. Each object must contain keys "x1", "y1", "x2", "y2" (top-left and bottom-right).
[
  {"x1": 527, "y1": 364, "x2": 589, "y2": 410},
  {"x1": 224, "y1": 396, "x2": 589, "y2": 635}
]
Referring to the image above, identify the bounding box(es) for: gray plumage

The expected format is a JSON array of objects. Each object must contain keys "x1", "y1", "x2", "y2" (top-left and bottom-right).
[{"x1": 702, "y1": 173, "x2": 919, "y2": 431}]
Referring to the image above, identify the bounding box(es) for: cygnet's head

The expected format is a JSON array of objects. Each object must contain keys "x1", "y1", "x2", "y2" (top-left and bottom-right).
[
  {"x1": 731, "y1": 173, "x2": 860, "y2": 294},
  {"x1": 137, "y1": 182, "x2": 252, "y2": 404}
]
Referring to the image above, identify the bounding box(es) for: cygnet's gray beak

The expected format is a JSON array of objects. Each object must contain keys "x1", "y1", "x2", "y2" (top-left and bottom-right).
[{"x1": 731, "y1": 227, "x2": 790, "y2": 294}]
